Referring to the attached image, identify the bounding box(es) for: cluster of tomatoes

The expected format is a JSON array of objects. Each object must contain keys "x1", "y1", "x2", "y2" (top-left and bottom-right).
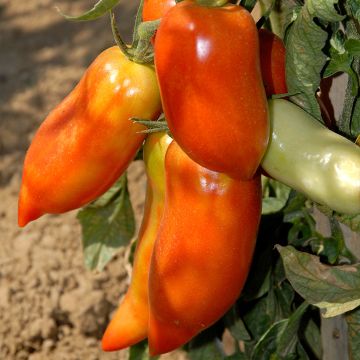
[{"x1": 18, "y1": 0, "x2": 360, "y2": 356}]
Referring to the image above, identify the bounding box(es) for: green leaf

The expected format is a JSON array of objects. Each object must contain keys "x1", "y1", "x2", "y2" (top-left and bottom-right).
[
  {"x1": 339, "y1": 61, "x2": 360, "y2": 137},
  {"x1": 283, "y1": 191, "x2": 308, "y2": 214},
  {"x1": 285, "y1": 5, "x2": 328, "y2": 120},
  {"x1": 262, "y1": 178, "x2": 291, "y2": 215},
  {"x1": 225, "y1": 353, "x2": 247, "y2": 360},
  {"x1": 285, "y1": 0, "x2": 343, "y2": 120},
  {"x1": 302, "y1": 318, "x2": 323, "y2": 359},
  {"x1": 243, "y1": 282, "x2": 292, "y2": 343},
  {"x1": 319, "y1": 299, "x2": 360, "y2": 318},
  {"x1": 224, "y1": 307, "x2": 251, "y2": 342},
  {"x1": 284, "y1": 204, "x2": 352, "y2": 265},
  {"x1": 242, "y1": 215, "x2": 277, "y2": 301},
  {"x1": 308, "y1": 217, "x2": 356, "y2": 265},
  {"x1": 345, "y1": 39, "x2": 360, "y2": 56},
  {"x1": 324, "y1": 51, "x2": 353, "y2": 77},
  {"x1": 251, "y1": 302, "x2": 309, "y2": 360},
  {"x1": 345, "y1": 307, "x2": 360, "y2": 358},
  {"x1": 324, "y1": 30, "x2": 359, "y2": 96},
  {"x1": 57, "y1": 0, "x2": 121, "y2": 21},
  {"x1": 279, "y1": 0, "x2": 302, "y2": 38},
  {"x1": 335, "y1": 213, "x2": 360, "y2": 233},
  {"x1": 284, "y1": 209, "x2": 315, "y2": 248},
  {"x1": 350, "y1": 88, "x2": 360, "y2": 137},
  {"x1": 273, "y1": 281, "x2": 295, "y2": 319},
  {"x1": 251, "y1": 319, "x2": 288, "y2": 360},
  {"x1": 243, "y1": 296, "x2": 275, "y2": 342},
  {"x1": 277, "y1": 245, "x2": 360, "y2": 317},
  {"x1": 276, "y1": 302, "x2": 309, "y2": 357},
  {"x1": 338, "y1": 4, "x2": 360, "y2": 137},
  {"x1": 129, "y1": 340, "x2": 157, "y2": 360},
  {"x1": 320, "y1": 237, "x2": 339, "y2": 264},
  {"x1": 240, "y1": 0, "x2": 257, "y2": 12},
  {"x1": 306, "y1": 0, "x2": 343, "y2": 22},
  {"x1": 188, "y1": 337, "x2": 224, "y2": 360},
  {"x1": 77, "y1": 175, "x2": 135, "y2": 271},
  {"x1": 242, "y1": 249, "x2": 271, "y2": 301},
  {"x1": 348, "y1": 0, "x2": 360, "y2": 21},
  {"x1": 297, "y1": 342, "x2": 311, "y2": 360}
]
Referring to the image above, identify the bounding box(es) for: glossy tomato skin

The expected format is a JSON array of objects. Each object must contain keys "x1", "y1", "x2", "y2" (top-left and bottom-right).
[
  {"x1": 143, "y1": 0, "x2": 176, "y2": 21},
  {"x1": 259, "y1": 28, "x2": 287, "y2": 96},
  {"x1": 102, "y1": 132, "x2": 172, "y2": 351},
  {"x1": 262, "y1": 100, "x2": 360, "y2": 215},
  {"x1": 18, "y1": 47, "x2": 162, "y2": 227},
  {"x1": 155, "y1": 1, "x2": 269, "y2": 180},
  {"x1": 148, "y1": 141, "x2": 262, "y2": 355}
]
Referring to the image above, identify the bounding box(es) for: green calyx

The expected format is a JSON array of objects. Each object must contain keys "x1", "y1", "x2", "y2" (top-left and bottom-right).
[
  {"x1": 110, "y1": 0, "x2": 159, "y2": 64},
  {"x1": 132, "y1": 117, "x2": 170, "y2": 135}
]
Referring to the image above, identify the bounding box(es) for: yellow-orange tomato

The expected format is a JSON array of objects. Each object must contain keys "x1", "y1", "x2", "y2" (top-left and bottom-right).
[
  {"x1": 18, "y1": 47, "x2": 162, "y2": 227},
  {"x1": 148, "y1": 141, "x2": 262, "y2": 355},
  {"x1": 101, "y1": 132, "x2": 172, "y2": 351}
]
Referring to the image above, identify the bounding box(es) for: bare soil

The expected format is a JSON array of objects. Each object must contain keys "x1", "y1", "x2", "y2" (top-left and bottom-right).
[{"x1": 0, "y1": 1, "x2": 186, "y2": 359}]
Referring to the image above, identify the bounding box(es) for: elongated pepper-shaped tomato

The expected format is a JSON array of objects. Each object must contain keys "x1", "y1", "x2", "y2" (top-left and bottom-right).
[
  {"x1": 145, "y1": 0, "x2": 287, "y2": 96},
  {"x1": 262, "y1": 100, "x2": 360, "y2": 214},
  {"x1": 143, "y1": 0, "x2": 287, "y2": 97},
  {"x1": 18, "y1": 47, "x2": 162, "y2": 227},
  {"x1": 148, "y1": 141, "x2": 262, "y2": 355},
  {"x1": 101, "y1": 132, "x2": 172, "y2": 351},
  {"x1": 155, "y1": 1, "x2": 269, "y2": 180}
]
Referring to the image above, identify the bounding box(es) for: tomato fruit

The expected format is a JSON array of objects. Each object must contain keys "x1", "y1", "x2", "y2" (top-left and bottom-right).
[
  {"x1": 143, "y1": 0, "x2": 176, "y2": 21},
  {"x1": 262, "y1": 99, "x2": 360, "y2": 214},
  {"x1": 102, "y1": 132, "x2": 172, "y2": 351},
  {"x1": 148, "y1": 140, "x2": 262, "y2": 355},
  {"x1": 259, "y1": 28, "x2": 287, "y2": 96},
  {"x1": 18, "y1": 47, "x2": 162, "y2": 227},
  {"x1": 154, "y1": 0, "x2": 269, "y2": 180}
]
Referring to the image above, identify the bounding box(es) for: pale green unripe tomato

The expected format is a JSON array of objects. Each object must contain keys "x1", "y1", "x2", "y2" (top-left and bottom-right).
[{"x1": 262, "y1": 99, "x2": 360, "y2": 214}]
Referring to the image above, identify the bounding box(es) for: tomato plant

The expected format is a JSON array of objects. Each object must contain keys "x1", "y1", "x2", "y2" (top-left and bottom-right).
[{"x1": 18, "y1": 0, "x2": 360, "y2": 359}]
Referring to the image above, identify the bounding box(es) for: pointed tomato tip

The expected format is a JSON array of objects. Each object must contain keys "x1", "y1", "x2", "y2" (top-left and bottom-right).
[
  {"x1": 148, "y1": 312, "x2": 196, "y2": 355},
  {"x1": 17, "y1": 216, "x2": 28, "y2": 228},
  {"x1": 18, "y1": 190, "x2": 43, "y2": 227},
  {"x1": 17, "y1": 208, "x2": 41, "y2": 227},
  {"x1": 101, "y1": 335, "x2": 116, "y2": 352},
  {"x1": 100, "y1": 294, "x2": 148, "y2": 352},
  {"x1": 101, "y1": 325, "x2": 126, "y2": 352}
]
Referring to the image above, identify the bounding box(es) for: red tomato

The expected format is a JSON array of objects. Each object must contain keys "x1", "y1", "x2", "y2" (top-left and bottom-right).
[
  {"x1": 148, "y1": 141, "x2": 262, "y2": 355},
  {"x1": 258, "y1": 28, "x2": 287, "y2": 96},
  {"x1": 154, "y1": 1, "x2": 269, "y2": 180}
]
